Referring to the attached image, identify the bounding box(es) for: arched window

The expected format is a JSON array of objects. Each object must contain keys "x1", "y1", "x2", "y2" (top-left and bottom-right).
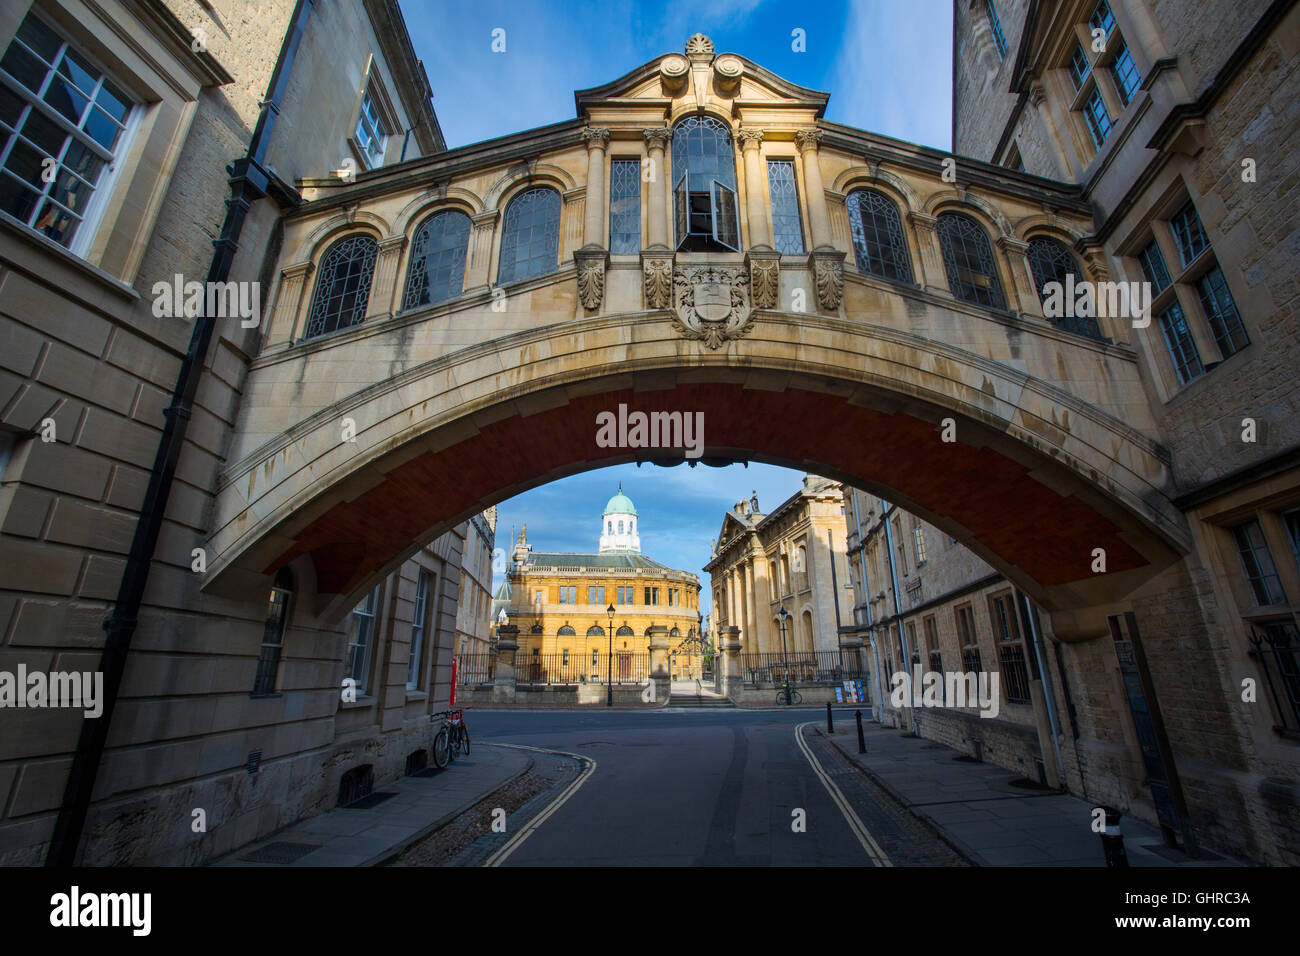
[
  {"x1": 618, "y1": 520, "x2": 624, "y2": 534},
  {"x1": 253, "y1": 567, "x2": 293, "y2": 696},
  {"x1": 616, "y1": 625, "x2": 634, "y2": 637},
  {"x1": 558, "y1": 625, "x2": 576, "y2": 636},
  {"x1": 936, "y1": 212, "x2": 1006, "y2": 310},
  {"x1": 1026, "y1": 236, "x2": 1103, "y2": 340},
  {"x1": 587, "y1": 625, "x2": 605, "y2": 636},
  {"x1": 671, "y1": 116, "x2": 739, "y2": 251},
  {"x1": 606, "y1": 521, "x2": 612, "y2": 533},
  {"x1": 305, "y1": 235, "x2": 378, "y2": 339},
  {"x1": 402, "y1": 210, "x2": 470, "y2": 309},
  {"x1": 847, "y1": 189, "x2": 914, "y2": 284},
  {"x1": 670, "y1": 627, "x2": 680, "y2": 637},
  {"x1": 497, "y1": 187, "x2": 561, "y2": 284}
]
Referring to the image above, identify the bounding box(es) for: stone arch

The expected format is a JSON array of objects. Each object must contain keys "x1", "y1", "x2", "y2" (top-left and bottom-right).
[
  {"x1": 924, "y1": 187, "x2": 1014, "y2": 239},
  {"x1": 301, "y1": 210, "x2": 389, "y2": 261},
  {"x1": 831, "y1": 164, "x2": 922, "y2": 213},
  {"x1": 483, "y1": 162, "x2": 575, "y2": 213},
  {"x1": 393, "y1": 186, "x2": 484, "y2": 240}
]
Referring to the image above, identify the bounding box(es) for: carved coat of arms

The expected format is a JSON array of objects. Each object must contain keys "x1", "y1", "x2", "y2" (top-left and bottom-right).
[{"x1": 671, "y1": 266, "x2": 754, "y2": 349}]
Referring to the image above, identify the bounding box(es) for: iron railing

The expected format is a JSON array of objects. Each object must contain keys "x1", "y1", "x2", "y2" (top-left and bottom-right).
[
  {"x1": 1248, "y1": 622, "x2": 1300, "y2": 733},
  {"x1": 515, "y1": 651, "x2": 650, "y2": 685},
  {"x1": 740, "y1": 650, "x2": 868, "y2": 688},
  {"x1": 997, "y1": 643, "x2": 1032, "y2": 705},
  {"x1": 455, "y1": 652, "x2": 494, "y2": 686}
]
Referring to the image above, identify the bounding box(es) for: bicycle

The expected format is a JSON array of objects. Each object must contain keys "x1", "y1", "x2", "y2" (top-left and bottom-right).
[
  {"x1": 430, "y1": 708, "x2": 470, "y2": 768},
  {"x1": 775, "y1": 684, "x2": 802, "y2": 706}
]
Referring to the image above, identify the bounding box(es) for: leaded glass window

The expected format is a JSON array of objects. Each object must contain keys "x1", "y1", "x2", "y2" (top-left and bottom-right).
[
  {"x1": 1026, "y1": 236, "x2": 1103, "y2": 340},
  {"x1": 608, "y1": 158, "x2": 641, "y2": 254},
  {"x1": 1196, "y1": 265, "x2": 1249, "y2": 357},
  {"x1": 305, "y1": 235, "x2": 377, "y2": 339},
  {"x1": 497, "y1": 186, "x2": 561, "y2": 284},
  {"x1": 985, "y1": 0, "x2": 1008, "y2": 61},
  {"x1": 1083, "y1": 88, "x2": 1111, "y2": 148},
  {"x1": 846, "y1": 189, "x2": 913, "y2": 284},
  {"x1": 1157, "y1": 302, "x2": 1204, "y2": 385},
  {"x1": 1111, "y1": 40, "x2": 1141, "y2": 106},
  {"x1": 767, "y1": 159, "x2": 804, "y2": 254},
  {"x1": 0, "y1": 11, "x2": 133, "y2": 251},
  {"x1": 671, "y1": 116, "x2": 739, "y2": 252},
  {"x1": 1169, "y1": 199, "x2": 1210, "y2": 268},
  {"x1": 402, "y1": 209, "x2": 469, "y2": 310},
  {"x1": 936, "y1": 212, "x2": 1006, "y2": 310}
]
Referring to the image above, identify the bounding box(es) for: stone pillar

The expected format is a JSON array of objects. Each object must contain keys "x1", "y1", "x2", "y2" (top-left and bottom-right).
[
  {"x1": 648, "y1": 624, "x2": 670, "y2": 702},
  {"x1": 493, "y1": 625, "x2": 518, "y2": 703},
  {"x1": 796, "y1": 129, "x2": 831, "y2": 250},
  {"x1": 908, "y1": 211, "x2": 949, "y2": 296},
  {"x1": 581, "y1": 127, "x2": 611, "y2": 248},
  {"x1": 997, "y1": 235, "x2": 1042, "y2": 319},
  {"x1": 643, "y1": 128, "x2": 672, "y2": 249},
  {"x1": 737, "y1": 128, "x2": 771, "y2": 249},
  {"x1": 365, "y1": 235, "x2": 406, "y2": 321},
  {"x1": 721, "y1": 625, "x2": 745, "y2": 701},
  {"x1": 466, "y1": 210, "x2": 498, "y2": 289},
  {"x1": 269, "y1": 260, "x2": 313, "y2": 346}
]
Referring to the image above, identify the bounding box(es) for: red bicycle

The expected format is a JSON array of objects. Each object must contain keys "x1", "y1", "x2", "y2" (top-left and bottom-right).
[{"x1": 430, "y1": 708, "x2": 470, "y2": 768}]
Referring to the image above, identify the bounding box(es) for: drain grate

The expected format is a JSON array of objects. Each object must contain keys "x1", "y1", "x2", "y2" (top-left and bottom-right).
[
  {"x1": 240, "y1": 841, "x2": 321, "y2": 864},
  {"x1": 341, "y1": 790, "x2": 399, "y2": 810}
]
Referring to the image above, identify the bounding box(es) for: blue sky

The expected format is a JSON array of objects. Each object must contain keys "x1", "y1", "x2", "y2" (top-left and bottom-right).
[{"x1": 396, "y1": 1, "x2": 953, "y2": 616}]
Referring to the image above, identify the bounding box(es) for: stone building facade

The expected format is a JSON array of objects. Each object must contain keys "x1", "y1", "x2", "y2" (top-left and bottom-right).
[
  {"x1": 454, "y1": 507, "x2": 497, "y2": 660},
  {"x1": 0, "y1": 0, "x2": 485, "y2": 865},
  {"x1": 705, "y1": 477, "x2": 855, "y2": 666}
]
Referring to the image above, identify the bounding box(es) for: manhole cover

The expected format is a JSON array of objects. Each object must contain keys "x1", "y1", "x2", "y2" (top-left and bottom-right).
[
  {"x1": 342, "y1": 791, "x2": 399, "y2": 809},
  {"x1": 240, "y1": 841, "x2": 321, "y2": 864}
]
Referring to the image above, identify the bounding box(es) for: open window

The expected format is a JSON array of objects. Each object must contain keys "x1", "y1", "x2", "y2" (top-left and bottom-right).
[{"x1": 671, "y1": 116, "x2": 740, "y2": 252}]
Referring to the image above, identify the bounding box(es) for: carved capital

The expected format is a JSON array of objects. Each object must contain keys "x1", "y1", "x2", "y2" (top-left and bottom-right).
[
  {"x1": 736, "y1": 128, "x2": 765, "y2": 151},
  {"x1": 643, "y1": 127, "x2": 672, "y2": 151},
  {"x1": 795, "y1": 128, "x2": 824, "y2": 154},
  {"x1": 746, "y1": 250, "x2": 781, "y2": 310},
  {"x1": 808, "y1": 249, "x2": 845, "y2": 311},
  {"x1": 641, "y1": 251, "x2": 675, "y2": 310},
  {"x1": 907, "y1": 211, "x2": 938, "y2": 234},
  {"x1": 582, "y1": 127, "x2": 611, "y2": 151},
  {"x1": 574, "y1": 248, "x2": 608, "y2": 312}
]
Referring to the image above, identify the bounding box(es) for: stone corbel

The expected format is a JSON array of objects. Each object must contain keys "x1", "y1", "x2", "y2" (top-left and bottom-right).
[
  {"x1": 640, "y1": 249, "x2": 675, "y2": 310},
  {"x1": 574, "y1": 247, "x2": 609, "y2": 312},
  {"x1": 746, "y1": 249, "x2": 781, "y2": 309},
  {"x1": 808, "y1": 249, "x2": 845, "y2": 312}
]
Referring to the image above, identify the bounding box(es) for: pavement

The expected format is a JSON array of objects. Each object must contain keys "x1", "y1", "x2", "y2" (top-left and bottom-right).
[
  {"x1": 813, "y1": 717, "x2": 1238, "y2": 867},
  {"x1": 214, "y1": 743, "x2": 532, "y2": 867}
]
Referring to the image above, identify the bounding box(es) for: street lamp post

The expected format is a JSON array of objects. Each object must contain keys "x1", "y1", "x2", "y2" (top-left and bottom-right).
[
  {"x1": 606, "y1": 603, "x2": 615, "y2": 707},
  {"x1": 777, "y1": 605, "x2": 791, "y2": 703}
]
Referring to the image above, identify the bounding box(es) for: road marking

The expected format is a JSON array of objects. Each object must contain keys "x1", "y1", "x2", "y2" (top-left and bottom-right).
[
  {"x1": 479, "y1": 743, "x2": 597, "y2": 867},
  {"x1": 794, "y1": 722, "x2": 893, "y2": 867}
]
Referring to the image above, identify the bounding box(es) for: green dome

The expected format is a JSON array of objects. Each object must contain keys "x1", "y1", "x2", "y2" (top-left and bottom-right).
[{"x1": 603, "y1": 483, "x2": 638, "y2": 516}]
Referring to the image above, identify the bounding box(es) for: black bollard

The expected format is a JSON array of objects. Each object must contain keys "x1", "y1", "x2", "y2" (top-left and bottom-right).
[
  {"x1": 855, "y1": 709, "x2": 867, "y2": 753},
  {"x1": 1095, "y1": 806, "x2": 1129, "y2": 867},
  {"x1": 826, "y1": 701, "x2": 834, "y2": 733}
]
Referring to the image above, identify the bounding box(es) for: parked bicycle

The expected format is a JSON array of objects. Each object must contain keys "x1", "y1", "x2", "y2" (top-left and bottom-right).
[
  {"x1": 775, "y1": 684, "x2": 802, "y2": 706},
  {"x1": 430, "y1": 708, "x2": 470, "y2": 768}
]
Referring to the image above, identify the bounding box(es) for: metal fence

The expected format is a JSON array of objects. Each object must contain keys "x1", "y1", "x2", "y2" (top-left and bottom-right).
[
  {"x1": 740, "y1": 650, "x2": 869, "y2": 688},
  {"x1": 1249, "y1": 622, "x2": 1300, "y2": 732},
  {"x1": 455, "y1": 652, "x2": 494, "y2": 686},
  {"x1": 997, "y1": 643, "x2": 1032, "y2": 705},
  {"x1": 515, "y1": 651, "x2": 650, "y2": 685}
]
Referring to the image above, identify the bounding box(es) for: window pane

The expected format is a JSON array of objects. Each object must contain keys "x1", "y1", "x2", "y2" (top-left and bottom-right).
[
  {"x1": 1026, "y1": 236, "x2": 1103, "y2": 339},
  {"x1": 766, "y1": 159, "x2": 803, "y2": 255},
  {"x1": 1169, "y1": 199, "x2": 1210, "y2": 267},
  {"x1": 1196, "y1": 265, "x2": 1249, "y2": 357},
  {"x1": 847, "y1": 189, "x2": 913, "y2": 284},
  {"x1": 1157, "y1": 302, "x2": 1204, "y2": 385},
  {"x1": 1111, "y1": 41, "x2": 1141, "y2": 106},
  {"x1": 1089, "y1": 0, "x2": 1115, "y2": 36},
  {"x1": 497, "y1": 187, "x2": 561, "y2": 284},
  {"x1": 305, "y1": 235, "x2": 378, "y2": 339},
  {"x1": 985, "y1": 0, "x2": 1008, "y2": 60},
  {"x1": 936, "y1": 212, "x2": 1006, "y2": 310},
  {"x1": 1069, "y1": 44, "x2": 1090, "y2": 90},
  {"x1": 1232, "y1": 521, "x2": 1286, "y2": 606},
  {"x1": 402, "y1": 209, "x2": 470, "y2": 309},
  {"x1": 608, "y1": 158, "x2": 641, "y2": 254},
  {"x1": 1084, "y1": 88, "x2": 1111, "y2": 148},
  {"x1": 1138, "y1": 240, "x2": 1171, "y2": 293}
]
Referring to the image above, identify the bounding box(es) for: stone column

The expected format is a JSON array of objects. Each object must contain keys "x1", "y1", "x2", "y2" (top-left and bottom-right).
[
  {"x1": 908, "y1": 211, "x2": 949, "y2": 296},
  {"x1": 581, "y1": 127, "x2": 611, "y2": 248},
  {"x1": 997, "y1": 235, "x2": 1042, "y2": 319},
  {"x1": 466, "y1": 210, "x2": 498, "y2": 289},
  {"x1": 796, "y1": 129, "x2": 832, "y2": 250},
  {"x1": 493, "y1": 624, "x2": 518, "y2": 703},
  {"x1": 738, "y1": 128, "x2": 770, "y2": 249},
  {"x1": 721, "y1": 625, "x2": 745, "y2": 701},
  {"x1": 269, "y1": 260, "x2": 313, "y2": 345},
  {"x1": 642, "y1": 128, "x2": 673, "y2": 249},
  {"x1": 365, "y1": 235, "x2": 407, "y2": 321},
  {"x1": 648, "y1": 624, "x2": 670, "y2": 702}
]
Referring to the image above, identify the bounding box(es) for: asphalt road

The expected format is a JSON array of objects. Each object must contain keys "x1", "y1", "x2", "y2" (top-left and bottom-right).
[{"x1": 466, "y1": 707, "x2": 961, "y2": 866}]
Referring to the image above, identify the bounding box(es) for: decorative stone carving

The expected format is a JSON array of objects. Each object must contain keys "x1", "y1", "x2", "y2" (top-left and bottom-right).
[
  {"x1": 714, "y1": 54, "x2": 743, "y2": 94},
  {"x1": 746, "y1": 250, "x2": 781, "y2": 310},
  {"x1": 642, "y1": 253, "x2": 674, "y2": 310},
  {"x1": 574, "y1": 248, "x2": 608, "y2": 312},
  {"x1": 795, "y1": 128, "x2": 824, "y2": 153},
  {"x1": 581, "y1": 126, "x2": 611, "y2": 150},
  {"x1": 809, "y1": 250, "x2": 845, "y2": 311},
  {"x1": 671, "y1": 264, "x2": 755, "y2": 349},
  {"x1": 660, "y1": 54, "x2": 689, "y2": 94},
  {"x1": 736, "y1": 128, "x2": 764, "y2": 151},
  {"x1": 643, "y1": 127, "x2": 672, "y2": 150},
  {"x1": 685, "y1": 33, "x2": 714, "y2": 55}
]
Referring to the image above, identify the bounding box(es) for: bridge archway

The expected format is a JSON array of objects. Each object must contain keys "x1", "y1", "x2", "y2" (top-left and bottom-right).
[{"x1": 207, "y1": 307, "x2": 1187, "y2": 626}]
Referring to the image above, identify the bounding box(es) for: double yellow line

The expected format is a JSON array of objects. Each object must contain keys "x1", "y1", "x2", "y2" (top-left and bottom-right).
[
  {"x1": 481, "y1": 744, "x2": 597, "y2": 867},
  {"x1": 794, "y1": 722, "x2": 893, "y2": 867}
]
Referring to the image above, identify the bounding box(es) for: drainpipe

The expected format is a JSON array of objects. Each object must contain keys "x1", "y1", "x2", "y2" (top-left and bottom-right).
[
  {"x1": 880, "y1": 502, "x2": 917, "y2": 733},
  {"x1": 46, "y1": 0, "x2": 316, "y2": 867},
  {"x1": 1021, "y1": 590, "x2": 1067, "y2": 789}
]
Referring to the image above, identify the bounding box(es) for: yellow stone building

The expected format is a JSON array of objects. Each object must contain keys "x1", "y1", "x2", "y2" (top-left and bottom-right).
[{"x1": 494, "y1": 485, "x2": 703, "y2": 682}]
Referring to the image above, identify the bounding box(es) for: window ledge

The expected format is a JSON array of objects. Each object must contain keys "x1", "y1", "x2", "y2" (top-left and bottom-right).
[{"x1": 339, "y1": 694, "x2": 377, "y2": 710}]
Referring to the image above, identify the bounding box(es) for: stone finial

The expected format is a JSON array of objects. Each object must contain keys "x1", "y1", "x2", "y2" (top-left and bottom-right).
[
  {"x1": 795, "y1": 128, "x2": 824, "y2": 153},
  {"x1": 685, "y1": 33, "x2": 714, "y2": 54},
  {"x1": 582, "y1": 127, "x2": 611, "y2": 150}
]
